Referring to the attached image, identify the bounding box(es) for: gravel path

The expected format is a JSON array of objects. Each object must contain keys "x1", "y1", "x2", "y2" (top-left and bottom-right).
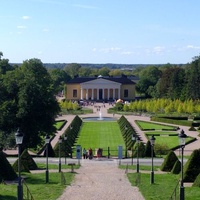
[{"x1": 57, "y1": 159, "x2": 144, "y2": 200}]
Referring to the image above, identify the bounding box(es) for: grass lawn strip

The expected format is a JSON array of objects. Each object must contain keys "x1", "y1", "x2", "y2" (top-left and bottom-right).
[{"x1": 75, "y1": 121, "x2": 124, "y2": 151}]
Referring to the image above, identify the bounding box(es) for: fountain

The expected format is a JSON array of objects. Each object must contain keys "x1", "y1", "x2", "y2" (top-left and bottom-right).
[{"x1": 99, "y1": 110, "x2": 103, "y2": 120}]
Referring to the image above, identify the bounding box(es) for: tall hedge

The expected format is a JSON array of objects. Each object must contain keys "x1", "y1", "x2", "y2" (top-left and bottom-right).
[
  {"x1": 160, "y1": 150, "x2": 178, "y2": 172},
  {"x1": 0, "y1": 151, "x2": 17, "y2": 181},
  {"x1": 183, "y1": 149, "x2": 200, "y2": 182},
  {"x1": 171, "y1": 159, "x2": 181, "y2": 174}
]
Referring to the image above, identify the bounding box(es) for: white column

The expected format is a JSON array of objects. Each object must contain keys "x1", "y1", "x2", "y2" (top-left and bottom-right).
[
  {"x1": 92, "y1": 89, "x2": 94, "y2": 100},
  {"x1": 86, "y1": 89, "x2": 88, "y2": 100},
  {"x1": 81, "y1": 88, "x2": 83, "y2": 99}
]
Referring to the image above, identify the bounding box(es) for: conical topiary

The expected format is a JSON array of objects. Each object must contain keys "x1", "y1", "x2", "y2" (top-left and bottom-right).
[
  {"x1": 13, "y1": 149, "x2": 37, "y2": 172},
  {"x1": 171, "y1": 159, "x2": 181, "y2": 174},
  {"x1": 0, "y1": 151, "x2": 17, "y2": 181},
  {"x1": 193, "y1": 173, "x2": 200, "y2": 187},
  {"x1": 183, "y1": 149, "x2": 200, "y2": 182},
  {"x1": 160, "y1": 150, "x2": 178, "y2": 172}
]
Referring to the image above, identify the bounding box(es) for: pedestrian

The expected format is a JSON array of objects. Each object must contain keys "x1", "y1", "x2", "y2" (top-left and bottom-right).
[
  {"x1": 88, "y1": 148, "x2": 93, "y2": 159},
  {"x1": 83, "y1": 148, "x2": 87, "y2": 159}
]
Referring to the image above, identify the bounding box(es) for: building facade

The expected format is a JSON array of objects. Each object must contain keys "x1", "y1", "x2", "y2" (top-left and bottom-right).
[{"x1": 65, "y1": 75, "x2": 136, "y2": 102}]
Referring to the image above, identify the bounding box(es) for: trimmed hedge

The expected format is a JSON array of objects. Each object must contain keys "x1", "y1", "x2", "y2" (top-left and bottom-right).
[
  {"x1": 171, "y1": 159, "x2": 181, "y2": 174},
  {"x1": 193, "y1": 173, "x2": 200, "y2": 187},
  {"x1": 13, "y1": 149, "x2": 38, "y2": 172},
  {"x1": 160, "y1": 150, "x2": 178, "y2": 172},
  {"x1": 0, "y1": 151, "x2": 17, "y2": 181},
  {"x1": 183, "y1": 149, "x2": 200, "y2": 182}
]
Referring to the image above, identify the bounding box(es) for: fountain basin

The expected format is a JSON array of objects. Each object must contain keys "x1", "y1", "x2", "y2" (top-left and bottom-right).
[{"x1": 82, "y1": 117, "x2": 117, "y2": 121}]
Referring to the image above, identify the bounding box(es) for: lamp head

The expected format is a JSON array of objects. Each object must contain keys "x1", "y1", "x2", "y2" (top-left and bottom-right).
[
  {"x1": 45, "y1": 134, "x2": 50, "y2": 144},
  {"x1": 150, "y1": 135, "x2": 156, "y2": 146},
  {"x1": 178, "y1": 129, "x2": 187, "y2": 146},
  {"x1": 15, "y1": 128, "x2": 24, "y2": 145}
]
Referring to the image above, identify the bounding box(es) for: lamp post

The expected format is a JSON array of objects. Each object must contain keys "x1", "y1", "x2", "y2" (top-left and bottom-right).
[
  {"x1": 45, "y1": 134, "x2": 50, "y2": 183},
  {"x1": 58, "y1": 136, "x2": 62, "y2": 173},
  {"x1": 64, "y1": 133, "x2": 67, "y2": 164},
  {"x1": 15, "y1": 128, "x2": 24, "y2": 200},
  {"x1": 131, "y1": 135, "x2": 136, "y2": 165},
  {"x1": 136, "y1": 136, "x2": 140, "y2": 173},
  {"x1": 150, "y1": 135, "x2": 156, "y2": 184},
  {"x1": 178, "y1": 129, "x2": 187, "y2": 200},
  {"x1": 125, "y1": 125, "x2": 128, "y2": 158}
]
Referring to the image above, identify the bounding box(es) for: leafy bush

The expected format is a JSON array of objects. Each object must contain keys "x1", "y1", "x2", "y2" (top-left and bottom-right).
[
  {"x1": 160, "y1": 150, "x2": 178, "y2": 172},
  {"x1": 154, "y1": 143, "x2": 169, "y2": 156},
  {"x1": 13, "y1": 149, "x2": 37, "y2": 172},
  {"x1": 189, "y1": 126, "x2": 196, "y2": 131},
  {"x1": 0, "y1": 151, "x2": 17, "y2": 181},
  {"x1": 193, "y1": 173, "x2": 200, "y2": 187},
  {"x1": 183, "y1": 149, "x2": 200, "y2": 182},
  {"x1": 171, "y1": 159, "x2": 181, "y2": 174}
]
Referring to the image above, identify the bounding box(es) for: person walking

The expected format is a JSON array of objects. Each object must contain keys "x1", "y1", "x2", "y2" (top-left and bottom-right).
[{"x1": 83, "y1": 148, "x2": 87, "y2": 159}]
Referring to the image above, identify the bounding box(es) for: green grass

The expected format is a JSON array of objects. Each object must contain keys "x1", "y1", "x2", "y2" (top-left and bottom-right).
[
  {"x1": 75, "y1": 121, "x2": 125, "y2": 151},
  {"x1": 145, "y1": 131, "x2": 177, "y2": 135},
  {"x1": 0, "y1": 170, "x2": 75, "y2": 200},
  {"x1": 127, "y1": 172, "x2": 200, "y2": 200},
  {"x1": 54, "y1": 120, "x2": 66, "y2": 130},
  {"x1": 136, "y1": 120, "x2": 177, "y2": 130},
  {"x1": 119, "y1": 164, "x2": 161, "y2": 171}
]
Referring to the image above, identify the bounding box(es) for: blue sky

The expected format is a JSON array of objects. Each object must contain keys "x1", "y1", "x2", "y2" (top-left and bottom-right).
[{"x1": 1, "y1": 0, "x2": 200, "y2": 64}]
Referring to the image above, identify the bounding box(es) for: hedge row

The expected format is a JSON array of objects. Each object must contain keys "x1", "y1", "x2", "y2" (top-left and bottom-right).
[{"x1": 54, "y1": 115, "x2": 82, "y2": 157}]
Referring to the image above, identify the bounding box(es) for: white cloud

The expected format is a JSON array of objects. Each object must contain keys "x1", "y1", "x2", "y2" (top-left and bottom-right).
[
  {"x1": 152, "y1": 46, "x2": 165, "y2": 54},
  {"x1": 22, "y1": 16, "x2": 30, "y2": 20},
  {"x1": 186, "y1": 45, "x2": 200, "y2": 49},
  {"x1": 42, "y1": 28, "x2": 49, "y2": 32},
  {"x1": 17, "y1": 25, "x2": 26, "y2": 29},
  {"x1": 121, "y1": 51, "x2": 133, "y2": 55},
  {"x1": 100, "y1": 47, "x2": 121, "y2": 53}
]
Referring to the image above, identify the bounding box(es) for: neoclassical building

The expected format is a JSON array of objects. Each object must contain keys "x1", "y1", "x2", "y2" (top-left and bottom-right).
[{"x1": 65, "y1": 75, "x2": 136, "y2": 101}]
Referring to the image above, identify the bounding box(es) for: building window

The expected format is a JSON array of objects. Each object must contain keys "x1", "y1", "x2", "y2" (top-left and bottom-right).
[
  {"x1": 73, "y1": 89, "x2": 77, "y2": 98},
  {"x1": 124, "y1": 89, "x2": 128, "y2": 97}
]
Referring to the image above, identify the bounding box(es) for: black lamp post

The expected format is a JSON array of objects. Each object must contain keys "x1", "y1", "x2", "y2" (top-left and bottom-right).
[
  {"x1": 64, "y1": 133, "x2": 67, "y2": 164},
  {"x1": 131, "y1": 135, "x2": 136, "y2": 165},
  {"x1": 150, "y1": 135, "x2": 156, "y2": 184},
  {"x1": 125, "y1": 125, "x2": 128, "y2": 158},
  {"x1": 136, "y1": 136, "x2": 140, "y2": 173},
  {"x1": 45, "y1": 134, "x2": 50, "y2": 183},
  {"x1": 15, "y1": 128, "x2": 24, "y2": 200},
  {"x1": 178, "y1": 129, "x2": 187, "y2": 200},
  {"x1": 58, "y1": 136, "x2": 62, "y2": 172}
]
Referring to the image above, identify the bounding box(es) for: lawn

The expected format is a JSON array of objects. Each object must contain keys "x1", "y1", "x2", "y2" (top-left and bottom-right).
[
  {"x1": 0, "y1": 165, "x2": 75, "y2": 200},
  {"x1": 75, "y1": 121, "x2": 124, "y2": 152},
  {"x1": 127, "y1": 172, "x2": 200, "y2": 200},
  {"x1": 136, "y1": 120, "x2": 177, "y2": 130}
]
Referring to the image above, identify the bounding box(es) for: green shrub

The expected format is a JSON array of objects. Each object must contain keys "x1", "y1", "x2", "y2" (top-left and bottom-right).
[
  {"x1": 44, "y1": 143, "x2": 55, "y2": 157},
  {"x1": 160, "y1": 150, "x2": 178, "y2": 172},
  {"x1": 144, "y1": 141, "x2": 151, "y2": 157},
  {"x1": 154, "y1": 143, "x2": 170, "y2": 156},
  {"x1": 183, "y1": 149, "x2": 200, "y2": 182},
  {"x1": 189, "y1": 126, "x2": 196, "y2": 131},
  {"x1": 171, "y1": 159, "x2": 181, "y2": 174},
  {"x1": 193, "y1": 173, "x2": 200, "y2": 187},
  {"x1": 0, "y1": 151, "x2": 17, "y2": 181},
  {"x1": 133, "y1": 142, "x2": 145, "y2": 157},
  {"x1": 13, "y1": 149, "x2": 37, "y2": 172}
]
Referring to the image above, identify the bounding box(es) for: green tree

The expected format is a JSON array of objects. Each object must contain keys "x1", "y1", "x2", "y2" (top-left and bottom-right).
[{"x1": 0, "y1": 58, "x2": 60, "y2": 149}]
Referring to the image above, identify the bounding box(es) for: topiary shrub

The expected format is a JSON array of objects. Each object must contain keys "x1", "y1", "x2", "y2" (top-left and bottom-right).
[
  {"x1": 160, "y1": 150, "x2": 178, "y2": 172},
  {"x1": 154, "y1": 143, "x2": 169, "y2": 156},
  {"x1": 133, "y1": 142, "x2": 145, "y2": 158},
  {"x1": 0, "y1": 151, "x2": 17, "y2": 181},
  {"x1": 171, "y1": 159, "x2": 181, "y2": 174},
  {"x1": 183, "y1": 149, "x2": 200, "y2": 182},
  {"x1": 189, "y1": 126, "x2": 196, "y2": 131},
  {"x1": 13, "y1": 149, "x2": 37, "y2": 172},
  {"x1": 193, "y1": 173, "x2": 200, "y2": 187}
]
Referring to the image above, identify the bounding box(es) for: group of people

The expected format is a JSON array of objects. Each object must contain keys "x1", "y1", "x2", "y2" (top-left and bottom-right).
[{"x1": 83, "y1": 148, "x2": 93, "y2": 159}]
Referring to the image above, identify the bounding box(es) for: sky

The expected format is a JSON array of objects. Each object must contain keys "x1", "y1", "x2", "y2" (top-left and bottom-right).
[{"x1": 1, "y1": 0, "x2": 200, "y2": 64}]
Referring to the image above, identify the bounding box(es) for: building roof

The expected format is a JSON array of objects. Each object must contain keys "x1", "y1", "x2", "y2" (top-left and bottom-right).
[{"x1": 67, "y1": 75, "x2": 136, "y2": 84}]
